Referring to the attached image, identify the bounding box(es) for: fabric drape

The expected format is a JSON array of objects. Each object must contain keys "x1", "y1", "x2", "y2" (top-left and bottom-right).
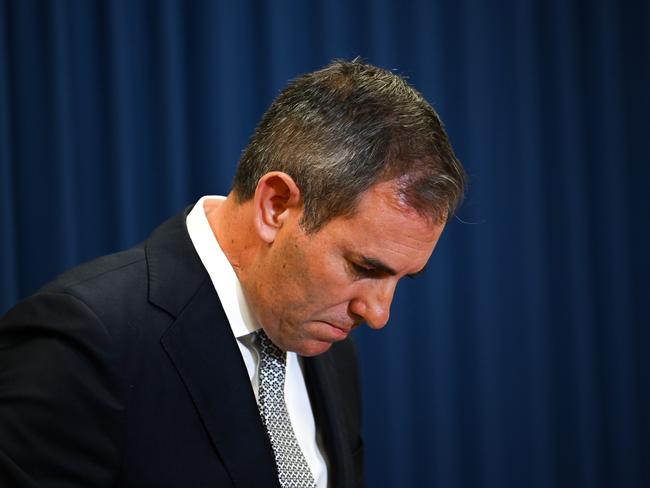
[{"x1": 1, "y1": 1, "x2": 648, "y2": 487}]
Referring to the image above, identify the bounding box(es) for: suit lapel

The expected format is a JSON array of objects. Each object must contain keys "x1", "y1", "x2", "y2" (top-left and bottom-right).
[
  {"x1": 146, "y1": 209, "x2": 279, "y2": 487},
  {"x1": 160, "y1": 280, "x2": 278, "y2": 487},
  {"x1": 303, "y1": 351, "x2": 355, "y2": 488}
]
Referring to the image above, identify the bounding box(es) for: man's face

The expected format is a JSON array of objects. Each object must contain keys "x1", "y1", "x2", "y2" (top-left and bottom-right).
[{"x1": 248, "y1": 180, "x2": 446, "y2": 356}]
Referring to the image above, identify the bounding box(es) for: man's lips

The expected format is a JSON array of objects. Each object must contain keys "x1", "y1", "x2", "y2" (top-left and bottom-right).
[{"x1": 315, "y1": 321, "x2": 355, "y2": 341}]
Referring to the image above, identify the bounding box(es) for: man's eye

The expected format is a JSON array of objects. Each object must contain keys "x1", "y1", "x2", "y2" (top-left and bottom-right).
[{"x1": 351, "y1": 262, "x2": 375, "y2": 277}]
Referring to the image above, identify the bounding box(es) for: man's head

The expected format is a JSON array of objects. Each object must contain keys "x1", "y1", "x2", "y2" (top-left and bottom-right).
[
  {"x1": 232, "y1": 59, "x2": 465, "y2": 231},
  {"x1": 222, "y1": 60, "x2": 465, "y2": 356}
]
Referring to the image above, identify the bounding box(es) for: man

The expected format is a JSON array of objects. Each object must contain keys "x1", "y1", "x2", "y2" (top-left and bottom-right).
[{"x1": 0, "y1": 60, "x2": 465, "y2": 487}]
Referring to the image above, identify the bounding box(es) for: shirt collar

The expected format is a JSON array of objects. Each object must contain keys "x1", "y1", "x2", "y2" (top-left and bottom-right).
[{"x1": 186, "y1": 195, "x2": 260, "y2": 338}]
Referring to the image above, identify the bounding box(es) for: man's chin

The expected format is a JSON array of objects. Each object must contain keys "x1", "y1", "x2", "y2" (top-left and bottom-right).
[
  {"x1": 294, "y1": 321, "x2": 353, "y2": 356},
  {"x1": 289, "y1": 338, "x2": 335, "y2": 357},
  {"x1": 271, "y1": 320, "x2": 350, "y2": 356}
]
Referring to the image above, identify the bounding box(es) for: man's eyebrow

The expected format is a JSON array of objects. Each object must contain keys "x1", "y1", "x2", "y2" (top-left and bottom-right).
[{"x1": 360, "y1": 256, "x2": 428, "y2": 278}]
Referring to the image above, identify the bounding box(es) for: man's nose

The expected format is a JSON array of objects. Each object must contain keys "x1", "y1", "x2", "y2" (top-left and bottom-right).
[{"x1": 350, "y1": 280, "x2": 396, "y2": 330}]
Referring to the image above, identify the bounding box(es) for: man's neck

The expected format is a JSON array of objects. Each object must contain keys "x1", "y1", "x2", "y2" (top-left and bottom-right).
[{"x1": 204, "y1": 193, "x2": 256, "y2": 277}]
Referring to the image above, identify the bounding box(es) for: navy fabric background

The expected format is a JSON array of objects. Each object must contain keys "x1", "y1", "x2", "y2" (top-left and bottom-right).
[{"x1": 1, "y1": 1, "x2": 648, "y2": 487}]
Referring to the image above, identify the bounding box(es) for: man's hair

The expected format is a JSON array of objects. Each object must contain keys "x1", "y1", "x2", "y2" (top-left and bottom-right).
[{"x1": 232, "y1": 59, "x2": 466, "y2": 233}]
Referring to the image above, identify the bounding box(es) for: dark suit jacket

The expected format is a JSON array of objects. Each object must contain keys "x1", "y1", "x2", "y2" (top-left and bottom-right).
[{"x1": 0, "y1": 208, "x2": 364, "y2": 487}]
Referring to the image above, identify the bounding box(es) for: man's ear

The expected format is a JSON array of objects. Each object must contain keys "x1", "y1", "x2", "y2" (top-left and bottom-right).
[{"x1": 253, "y1": 172, "x2": 302, "y2": 243}]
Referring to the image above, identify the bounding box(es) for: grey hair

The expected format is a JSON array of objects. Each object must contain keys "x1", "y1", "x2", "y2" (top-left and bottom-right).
[{"x1": 232, "y1": 59, "x2": 466, "y2": 233}]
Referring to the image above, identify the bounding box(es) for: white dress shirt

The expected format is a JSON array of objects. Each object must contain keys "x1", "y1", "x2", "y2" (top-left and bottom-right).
[{"x1": 186, "y1": 196, "x2": 328, "y2": 487}]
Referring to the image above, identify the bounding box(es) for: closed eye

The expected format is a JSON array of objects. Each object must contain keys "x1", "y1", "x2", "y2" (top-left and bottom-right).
[{"x1": 350, "y1": 262, "x2": 382, "y2": 279}]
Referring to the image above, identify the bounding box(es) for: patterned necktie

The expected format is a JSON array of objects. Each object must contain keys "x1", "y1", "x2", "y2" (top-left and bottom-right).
[{"x1": 255, "y1": 329, "x2": 316, "y2": 488}]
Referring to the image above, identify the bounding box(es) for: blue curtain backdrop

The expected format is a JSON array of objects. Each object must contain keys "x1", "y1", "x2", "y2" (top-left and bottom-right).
[{"x1": 1, "y1": 1, "x2": 648, "y2": 487}]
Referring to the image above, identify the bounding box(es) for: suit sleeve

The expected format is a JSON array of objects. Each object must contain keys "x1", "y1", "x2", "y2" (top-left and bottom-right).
[{"x1": 0, "y1": 292, "x2": 125, "y2": 487}]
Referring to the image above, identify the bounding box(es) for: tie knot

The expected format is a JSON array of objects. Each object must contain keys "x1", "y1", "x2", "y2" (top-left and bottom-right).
[{"x1": 255, "y1": 328, "x2": 285, "y2": 363}]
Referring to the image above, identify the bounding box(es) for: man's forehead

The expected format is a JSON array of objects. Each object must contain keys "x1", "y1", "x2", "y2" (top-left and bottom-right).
[
  {"x1": 329, "y1": 209, "x2": 442, "y2": 275},
  {"x1": 351, "y1": 188, "x2": 439, "y2": 234}
]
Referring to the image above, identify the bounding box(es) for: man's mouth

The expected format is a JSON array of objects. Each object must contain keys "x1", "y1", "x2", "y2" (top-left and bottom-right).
[{"x1": 317, "y1": 320, "x2": 356, "y2": 340}]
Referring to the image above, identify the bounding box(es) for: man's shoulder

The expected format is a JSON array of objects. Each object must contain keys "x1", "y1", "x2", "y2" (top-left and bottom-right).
[
  {"x1": 40, "y1": 245, "x2": 146, "y2": 296},
  {"x1": 0, "y1": 245, "x2": 152, "y2": 353},
  {"x1": 0, "y1": 207, "x2": 202, "y2": 366},
  {"x1": 3, "y1": 207, "x2": 199, "y2": 331},
  {"x1": 40, "y1": 207, "x2": 196, "y2": 305}
]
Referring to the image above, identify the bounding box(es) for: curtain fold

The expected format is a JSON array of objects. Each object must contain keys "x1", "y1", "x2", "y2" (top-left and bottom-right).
[{"x1": 1, "y1": 1, "x2": 647, "y2": 486}]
